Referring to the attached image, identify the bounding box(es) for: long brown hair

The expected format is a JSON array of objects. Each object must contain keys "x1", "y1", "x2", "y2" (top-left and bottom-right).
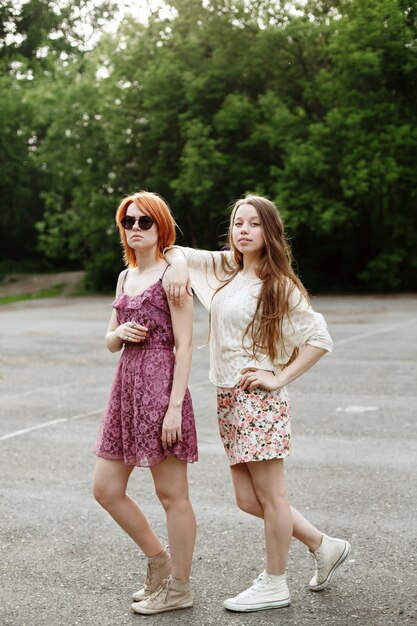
[
  {"x1": 115, "y1": 191, "x2": 176, "y2": 267},
  {"x1": 217, "y1": 195, "x2": 309, "y2": 364}
]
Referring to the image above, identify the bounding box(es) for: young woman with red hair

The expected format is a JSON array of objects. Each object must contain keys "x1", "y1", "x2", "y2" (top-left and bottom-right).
[{"x1": 93, "y1": 191, "x2": 197, "y2": 615}]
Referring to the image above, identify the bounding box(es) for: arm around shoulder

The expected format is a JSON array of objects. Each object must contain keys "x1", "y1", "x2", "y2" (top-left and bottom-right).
[{"x1": 164, "y1": 244, "x2": 233, "y2": 273}]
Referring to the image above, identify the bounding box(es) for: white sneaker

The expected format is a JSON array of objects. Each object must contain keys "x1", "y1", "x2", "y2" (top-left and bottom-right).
[
  {"x1": 309, "y1": 534, "x2": 351, "y2": 591},
  {"x1": 224, "y1": 571, "x2": 290, "y2": 612}
]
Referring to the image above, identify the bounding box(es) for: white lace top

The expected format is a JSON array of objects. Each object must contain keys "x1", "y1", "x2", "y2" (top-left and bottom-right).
[{"x1": 169, "y1": 246, "x2": 333, "y2": 388}]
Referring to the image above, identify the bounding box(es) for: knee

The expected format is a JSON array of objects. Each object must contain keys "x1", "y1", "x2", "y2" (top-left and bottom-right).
[
  {"x1": 256, "y1": 485, "x2": 288, "y2": 511},
  {"x1": 155, "y1": 485, "x2": 189, "y2": 512},
  {"x1": 235, "y1": 493, "x2": 259, "y2": 516},
  {"x1": 92, "y1": 480, "x2": 123, "y2": 510}
]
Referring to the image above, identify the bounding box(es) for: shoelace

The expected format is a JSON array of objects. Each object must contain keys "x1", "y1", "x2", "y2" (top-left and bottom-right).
[
  {"x1": 143, "y1": 562, "x2": 153, "y2": 592},
  {"x1": 236, "y1": 574, "x2": 272, "y2": 598},
  {"x1": 314, "y1": 551, "x2": 325, "y2": 572},
  {"x1": 146, "y1": 578, "x2": 170, "y2": 603},
  {"x1": 307, "y1": 548, "x2": 322, "y2": 572}
]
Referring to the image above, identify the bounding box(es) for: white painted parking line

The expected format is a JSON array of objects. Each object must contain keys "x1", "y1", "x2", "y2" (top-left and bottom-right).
[
  {"x1": 0, "y1": 408, "x2": 102, "y2": 442},
  {"x1": 2, "y1": 380, "x2": 85, "y2": 402},
  {"x1": 336, "y1": 318, "x2": 416, "y2": 346}
]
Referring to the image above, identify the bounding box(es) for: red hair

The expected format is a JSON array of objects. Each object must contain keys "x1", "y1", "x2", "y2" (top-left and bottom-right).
[{"x1": 115, "y1": 191, "x2": 176, "y2": 267}]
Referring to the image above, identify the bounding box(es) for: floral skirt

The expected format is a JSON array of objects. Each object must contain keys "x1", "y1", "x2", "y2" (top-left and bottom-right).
[{"x1": 216, "y1": 383, "x2": 292, "y2": 466}]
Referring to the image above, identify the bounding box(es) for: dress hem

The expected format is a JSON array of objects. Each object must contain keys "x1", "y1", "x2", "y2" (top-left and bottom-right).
[
  {"x1": 228, "y1": 449, "x2": 293, "y2": 467},
  {"x1": 93, "y1": 449, "x2": 198, "y2": 468}
]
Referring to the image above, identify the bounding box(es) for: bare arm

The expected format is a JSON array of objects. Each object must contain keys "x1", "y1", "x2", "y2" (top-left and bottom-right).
[
  {"x1": 240, "y1": 345, "x2": 328, "y2": 391},
  {"x1": 160, "y1": 288, "x2": 194, "y2": 449},
  {"x1": 105, "y1": 271, "x2": 148, "y2": 353},
  {"x1": 164, "y1": 247, "x2": 191, "y2": 306}
]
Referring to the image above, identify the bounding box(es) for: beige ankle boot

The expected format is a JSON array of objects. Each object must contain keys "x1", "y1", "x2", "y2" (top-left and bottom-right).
[
  {"x1": 132, "y1": 549, "x2": 171, "y2": 602},
  {"x1": 131, "y1": 575, "x2": 193, "y2": 614}
]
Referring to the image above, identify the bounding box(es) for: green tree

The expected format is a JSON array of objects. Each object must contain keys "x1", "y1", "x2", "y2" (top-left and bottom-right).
[
  {"x1": 0, "y1": 72, "x2": 46, "y2": 267},
  {"x1": 270, "y1": 0, "x2": 417, "y2": 289},
  {"x1": 3, "y1": 0, "x2": 417, "y2": 291},
  {"x1": 0, "y1": 0, "x2": 117, "y2": 274}
]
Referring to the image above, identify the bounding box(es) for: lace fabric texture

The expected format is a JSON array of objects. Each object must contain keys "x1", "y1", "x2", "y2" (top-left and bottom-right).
[{"x1": 94, "y1": 280, "x2": 198, "y2": 467}]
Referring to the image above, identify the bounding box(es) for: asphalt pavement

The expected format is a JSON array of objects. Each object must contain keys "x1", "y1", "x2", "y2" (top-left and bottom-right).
[{"x1": 1, "y1": 294, "x2": 416, "y2": 626}]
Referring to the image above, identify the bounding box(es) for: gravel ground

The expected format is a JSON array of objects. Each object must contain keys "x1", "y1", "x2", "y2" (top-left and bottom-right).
[{"x1": 0, "y1": 293, "x2": 416, "y2": 626}]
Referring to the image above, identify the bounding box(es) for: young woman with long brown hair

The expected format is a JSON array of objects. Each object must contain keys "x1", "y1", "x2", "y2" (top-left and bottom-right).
[
  {"x1": 92, "y1": 191, "x2": 197, "y2": 615},
  {"x1": 164, "y1": 194, "x2": 350, "y2": 612}
]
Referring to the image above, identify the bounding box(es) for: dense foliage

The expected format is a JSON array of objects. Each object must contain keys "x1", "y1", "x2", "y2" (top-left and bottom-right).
[{"x1": 1, "y1": 0, "x2": 416, "y2": 291}]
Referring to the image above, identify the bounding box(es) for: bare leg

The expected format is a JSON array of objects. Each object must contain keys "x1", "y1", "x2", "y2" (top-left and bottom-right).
[
  {"x1": 92, "y1": 458, "x2": 163, "y2": 557},
  {"x1": 291, "y1": 507, "x2": 322, "y2": 552},
  {"x1": 245, "y1": 459, "x2": 292, "y2": 575},
  {"x1": 151, "y1": 456, "x2": 196, "y2": 581},
  {"x1": 231, "y1": 463, "x2": 322, "y2": 552}
]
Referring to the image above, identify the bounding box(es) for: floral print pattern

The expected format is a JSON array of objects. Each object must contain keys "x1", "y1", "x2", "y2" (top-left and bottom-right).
[
  {"x1": 93, "y1": 279, "x2": 198, "y2": 468},
  {"x1": 216, "y1": 382, "x2": 292, "y2": 466}
]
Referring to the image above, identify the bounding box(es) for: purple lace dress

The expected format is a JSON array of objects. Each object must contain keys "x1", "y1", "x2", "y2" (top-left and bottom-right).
[{"x1": 94, "y1": 276, "x2": 198, "y2": 468}]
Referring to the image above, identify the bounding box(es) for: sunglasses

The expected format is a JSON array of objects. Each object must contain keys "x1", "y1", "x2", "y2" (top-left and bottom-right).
[{"x1": 121, "y1": 215, "x2": 154, "y2": 231}]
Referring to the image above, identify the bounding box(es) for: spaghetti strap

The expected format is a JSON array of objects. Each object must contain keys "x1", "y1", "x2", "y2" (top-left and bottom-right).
[
  {"x1": 160, "y1": 264, "x2": 170, "y2": 282},
  {"x1": 121, "y1": 269, "x2": 129, "y2": 293}
]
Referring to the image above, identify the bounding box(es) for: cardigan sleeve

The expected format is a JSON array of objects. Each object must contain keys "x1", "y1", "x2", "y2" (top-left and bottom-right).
[
  {"x1": 164, "y1": 245, "x2": 234, "y2": 310},
  {"x1": 282, "y1": 286, "x2": 333, "y2": 356}
]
